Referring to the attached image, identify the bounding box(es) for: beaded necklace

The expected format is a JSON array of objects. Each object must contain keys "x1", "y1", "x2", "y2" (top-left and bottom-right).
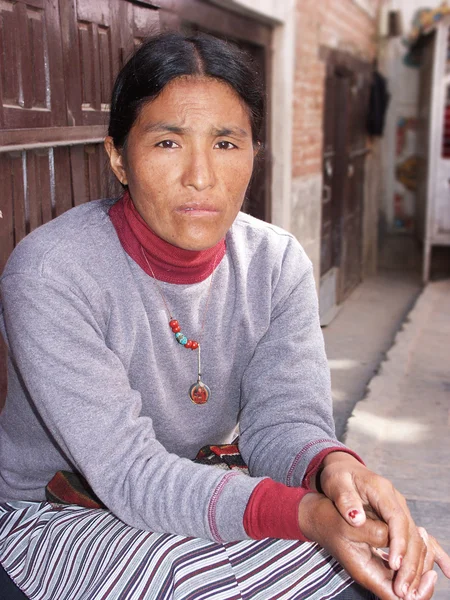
[{"x1": 140, "y1": 245, "x2": 218, "y2": 405}]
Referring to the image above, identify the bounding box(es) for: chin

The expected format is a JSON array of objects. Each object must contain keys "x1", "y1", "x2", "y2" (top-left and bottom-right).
[{"x1": 174, "y1": 228, "x2": 227, "y2": 252}]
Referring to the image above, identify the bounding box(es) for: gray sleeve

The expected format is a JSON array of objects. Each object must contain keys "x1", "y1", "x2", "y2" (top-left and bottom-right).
[
  {"x1": 239, "y1": 261, "x2": 349, "y2": 487},
  {"x1": 0, "y1": 273, "x2": 262, "y2": 543}
]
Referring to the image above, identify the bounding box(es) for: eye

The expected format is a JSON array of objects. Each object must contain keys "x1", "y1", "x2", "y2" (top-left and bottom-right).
[
  {"x1": 156, "y1": 140, "x2": 179, "y2": 149},
  {"x1": 214, "y1": 141, "x2": 237, "y2": 150}
]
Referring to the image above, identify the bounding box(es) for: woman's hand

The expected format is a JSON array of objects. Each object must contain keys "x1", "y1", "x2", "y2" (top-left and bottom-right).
[
  {"x1": 299, "y1": 493, "x2": 440, "y2": 600},
  {"x1": 316, "y1": 452, "x2": 450, "y2": 599}
]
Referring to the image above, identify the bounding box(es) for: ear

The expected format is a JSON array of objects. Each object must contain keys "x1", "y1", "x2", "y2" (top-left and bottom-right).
[
  {"x1": 253, "y1": 141, "x2": 262, "y2": 159},
  {"x1": 104, "y1": 136, "x2": 128, "y2": 185}
]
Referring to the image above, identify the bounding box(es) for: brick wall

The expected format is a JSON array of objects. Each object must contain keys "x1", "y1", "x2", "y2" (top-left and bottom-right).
[{"x1": 292, "y1": 0, "x2": 379, "y2": 178}]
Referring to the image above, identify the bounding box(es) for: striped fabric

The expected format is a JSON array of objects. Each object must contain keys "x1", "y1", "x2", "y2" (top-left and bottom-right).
[{"x1": 0, "y1": 501, "x2": 352, "y2": 600}]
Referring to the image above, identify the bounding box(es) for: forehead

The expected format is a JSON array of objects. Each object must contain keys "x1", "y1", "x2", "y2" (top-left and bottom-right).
[{"x1": 135, "y1": 77, "x2": 252, "y2": 130}]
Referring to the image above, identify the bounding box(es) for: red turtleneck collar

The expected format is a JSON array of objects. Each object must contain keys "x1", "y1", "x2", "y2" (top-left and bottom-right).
[{"x1": 108, "y1": 191, "x2": 226, "y2": 284}]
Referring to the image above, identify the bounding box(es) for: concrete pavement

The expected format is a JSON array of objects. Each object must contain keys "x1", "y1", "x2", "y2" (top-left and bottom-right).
[
  {"x1": 323, "y1": 271, "x2": 422, "y2": 440},
  {"x1": 343, "y1": 279, "x2": 450, "y2": 599}
]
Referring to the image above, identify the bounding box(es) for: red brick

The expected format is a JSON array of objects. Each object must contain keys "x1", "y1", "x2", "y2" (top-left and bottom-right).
[{"x1": 292, "y1": 0, "x2": 379, "y2": 178}]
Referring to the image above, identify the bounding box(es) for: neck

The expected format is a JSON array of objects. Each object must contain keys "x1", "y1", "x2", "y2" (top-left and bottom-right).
[{"x1": 109, "y1": 191, "x2": 226, "y2": 284}]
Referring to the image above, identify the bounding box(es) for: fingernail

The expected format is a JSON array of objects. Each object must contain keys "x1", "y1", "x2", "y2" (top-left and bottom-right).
[
  {"x1": 412, "y1": 590, "x2": 418, "y2": 600},
  {"x1": 395, "y1": 555, "x2": 403, "y2": 570},
  {"x1": 348, "y1": 509, "x2": 364, "y2": 524},
  {"x1": 402, "y1": 582, "x2": 409, "y2": 596}
]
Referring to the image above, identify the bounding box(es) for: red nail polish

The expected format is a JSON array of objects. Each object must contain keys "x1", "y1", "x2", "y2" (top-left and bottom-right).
[{"x1": 348, "y1": 510, "x2": 359, "y2": 519}]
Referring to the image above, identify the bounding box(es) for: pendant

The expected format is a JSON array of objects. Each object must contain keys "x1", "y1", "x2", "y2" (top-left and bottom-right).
[
  {"x1": 189, "y1": 343, "x2": 210, "y2": 404},
  {"x1": 189, "y1": 381, "x2": 211, "y2": 405}
]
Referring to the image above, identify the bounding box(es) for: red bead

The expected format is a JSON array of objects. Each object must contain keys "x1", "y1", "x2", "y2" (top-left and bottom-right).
[
  {"x1": 169, "y1": 320, "x2": 179, "y2": 328},
  {"x1": 191, "y1": 341, "x2": 199, "y2": 350},
  {"x1": 185, "y1": 340, "x2": 193, "y2": 349},
  {"x1": 171, "y1": 326, "x2": 181, "y2": 333}
]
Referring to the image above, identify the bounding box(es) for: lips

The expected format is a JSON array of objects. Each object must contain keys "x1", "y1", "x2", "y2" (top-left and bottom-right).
[{"x1": 176, "y1": 203, "x2": 220, "y2": 214}]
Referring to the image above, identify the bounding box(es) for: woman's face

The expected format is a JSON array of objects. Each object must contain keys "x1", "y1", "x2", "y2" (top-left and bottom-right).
[{"x1": 106, "y1": 77, "x2": 256, "y2": 251}]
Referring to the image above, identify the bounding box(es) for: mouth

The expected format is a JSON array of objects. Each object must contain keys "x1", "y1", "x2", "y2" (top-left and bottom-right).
[{"x1": 176, "y1": 203, "x2": 220, "y2": 216}]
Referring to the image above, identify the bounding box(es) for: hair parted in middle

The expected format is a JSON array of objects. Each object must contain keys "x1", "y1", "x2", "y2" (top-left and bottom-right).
[{"x1": 108, "y1": 31, "x2": 265, "y2": 150}]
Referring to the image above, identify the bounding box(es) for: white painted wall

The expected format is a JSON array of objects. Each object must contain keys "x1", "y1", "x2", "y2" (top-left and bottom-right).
[{"x1": 380, "y1": 0, "x2": 444, "y2": 231}]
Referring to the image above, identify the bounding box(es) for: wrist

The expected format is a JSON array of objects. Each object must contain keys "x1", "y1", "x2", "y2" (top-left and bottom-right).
[
  {"x1": 322, "y1": 451, "x2": 363, "y2": 468},
  {"x1": 297, "y1": 492, "x2": 326, "y2": 543}
]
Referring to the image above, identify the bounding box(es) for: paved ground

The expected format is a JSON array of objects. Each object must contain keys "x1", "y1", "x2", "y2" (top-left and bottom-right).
[
  {"x1": 342, "y1": 279, "x2": 450, "y2": 599},
  {"x1": 323, "y1": 270, "x2": 422, "y2": 440}
]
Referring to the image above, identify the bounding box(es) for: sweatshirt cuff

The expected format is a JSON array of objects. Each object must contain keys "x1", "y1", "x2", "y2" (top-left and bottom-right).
[
  {"x1": 243, "y1": 479, "x2": 313, "y2": 542},
  {"x1": 302, "y1": 447, "x2": 365, "y2": 492}
]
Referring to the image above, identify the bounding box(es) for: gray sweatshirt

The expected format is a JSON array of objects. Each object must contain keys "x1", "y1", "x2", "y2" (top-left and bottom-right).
[{"x1": 0, "y1": 199, "x2": 348, "y2": 543}]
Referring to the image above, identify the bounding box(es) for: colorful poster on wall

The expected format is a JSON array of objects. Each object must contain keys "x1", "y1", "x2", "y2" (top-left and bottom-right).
[{"x1": 394, "y1": 117, "x2": 418, "y2": 231}]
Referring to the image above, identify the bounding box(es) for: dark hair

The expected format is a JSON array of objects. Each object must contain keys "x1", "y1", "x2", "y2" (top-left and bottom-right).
[{"x1": 108, "y1": 31, "x2": 264, "y2": 149}]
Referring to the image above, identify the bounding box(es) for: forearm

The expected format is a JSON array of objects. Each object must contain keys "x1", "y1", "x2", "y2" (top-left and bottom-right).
[
  {"x1": 239, "y1": 265, "x2": 354, "y2": 485},
  {"x1": 1, "y1": 273, "x2": 264, "y2": 543}
]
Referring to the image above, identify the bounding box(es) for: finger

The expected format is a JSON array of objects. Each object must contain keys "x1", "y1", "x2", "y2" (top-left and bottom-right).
[
  {"x1": 348, "y1": 518, "x2": 389, "y2": 548},
  {"x1": 377, "y1": 494, "x2": 410, "y2": 572},
  {"x1": 339, "y1": 546, "x2": 398, "y2": 600},
  {"x1": 415, "y1": 570, "x2": 437, "y2": 600},
  {"x1": 418, "y1": 528, "x2": 434, "y2": 574},
  {"x1": 356, "y1": 552, "x2": 401, "y2": 600},
  {"x1": 394, "y1": 529, "x2": 427, "y2": 600},
  {"x1": 429, "y1": 536, "x2": 450, "y2": 578},
  {"x1": 332, "y1": 490, "x2": 367, "y2": 527},
  {"x1": 352, "y1": 481, "x2": 409, "y2": 571}
]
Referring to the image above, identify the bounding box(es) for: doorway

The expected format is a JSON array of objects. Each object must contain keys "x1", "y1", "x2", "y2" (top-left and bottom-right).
[{"x1": 319, "y1": 51, "x2": 371, "y2": 323}]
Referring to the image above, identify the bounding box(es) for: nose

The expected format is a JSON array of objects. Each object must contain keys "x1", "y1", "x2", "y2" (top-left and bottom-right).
[{"x1": 181, "y1": 146, "x2": 215, "y2": 191}]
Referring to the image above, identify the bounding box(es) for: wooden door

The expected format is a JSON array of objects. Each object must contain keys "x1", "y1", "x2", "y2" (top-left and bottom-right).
[
  {"x1": 320, "y1": 52, "x2": 371, "y2": 309},
  {"x1": 320, "y1": 67, "x2": 346, "y2": 278},
  {"x1": 339, "y1": 70, "x2": 370, "y2": 301}
]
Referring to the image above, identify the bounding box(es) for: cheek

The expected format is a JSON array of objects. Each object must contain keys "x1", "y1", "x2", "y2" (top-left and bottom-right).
[
  {"x1": 127, "y1": 150, "x2": 178, "y2": 186},
  {"x1": 224, "y1": 159, "x2": 253, "y2": 195}
]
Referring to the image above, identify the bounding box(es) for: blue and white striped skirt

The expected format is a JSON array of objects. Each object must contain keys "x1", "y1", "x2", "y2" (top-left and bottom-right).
[{"x1": 0, "y1": 501, "x2": 352, "y2": 599}]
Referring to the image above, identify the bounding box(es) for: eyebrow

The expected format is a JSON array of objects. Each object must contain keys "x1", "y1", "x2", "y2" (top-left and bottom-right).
[
  {"x1": 142, "y1": 122, "x2": 189, "y2": 135},
  {"x1": 211, "y1": 127, "x2": 249, "y2": 139},
  {"x1": 142, "y1": 122, "x2": 250, "y2": 138}
]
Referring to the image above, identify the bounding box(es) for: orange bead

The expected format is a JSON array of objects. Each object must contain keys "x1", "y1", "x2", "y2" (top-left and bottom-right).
[
  {"x1": 191, "y1": 341, "x2": 199, "y2": 350},
  {"x1": 172, "y1": 326, "x2": 181, "y2": 333},
  {"x1": 185, "y1": 340, "x2": 193, "y2": 349},
  {"x1": 169, "y1": 320, "x2": 179, "y2": 328}
]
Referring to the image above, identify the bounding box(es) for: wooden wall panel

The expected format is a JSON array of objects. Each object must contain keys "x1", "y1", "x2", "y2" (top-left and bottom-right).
[
  {"x1": 85, "y1": 144, "x2": 101, "y2": 201},
  {"x1": 53, "y1": 147, "x2": 73, "y2": 216},
  {"x1": 70, "y1": 146, "x2": 89, "y2": 206},
  {"x1": 78, "y1": 23, "x2": 95, "y2": 109},
  {"x1": 0, "y1": 154, "x2": 15, "y2": 273},
  {"x1": 26, "y1": 151, "x2": 41, "y2": 232},
  {"x1": 99, "y1": 26, "x2": 113, "y2": 105},
  {"x1": 1, "y1": 0, "x2": 65, "y2": 128},
  {"x1": 25, "y1": 150, "x2": 53, "y2": 231},
  {"x1": 37, "y1": 151, "x2": 53, "y2": 224},
  {"x1": 0, "y1": 1, "x2": 20, "y2": 106},
  {"x1": 12, "y1": 153, "x2": 27, "y2": 245},
  {"x1": 28, "y1": 8, "x2": 48, "y2": 109}
]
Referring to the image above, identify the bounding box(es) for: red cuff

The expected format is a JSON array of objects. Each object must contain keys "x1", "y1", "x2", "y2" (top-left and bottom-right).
[
  {"x1": 243, "y1": 479, "x2": 313, "y2": 541},
  {"x1": 302, "y1": 447, "x2": 365, "y2": 491}
]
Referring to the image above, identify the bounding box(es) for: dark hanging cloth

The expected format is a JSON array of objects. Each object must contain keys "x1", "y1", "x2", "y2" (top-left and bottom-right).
[{"x1": 367, "y1": 71, "x2": 390, "y2": 136}]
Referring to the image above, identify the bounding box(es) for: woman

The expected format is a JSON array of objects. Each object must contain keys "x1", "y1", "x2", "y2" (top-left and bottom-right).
[{"x1": 0, "y1": 32, "x2": 448, "y2": 600}]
